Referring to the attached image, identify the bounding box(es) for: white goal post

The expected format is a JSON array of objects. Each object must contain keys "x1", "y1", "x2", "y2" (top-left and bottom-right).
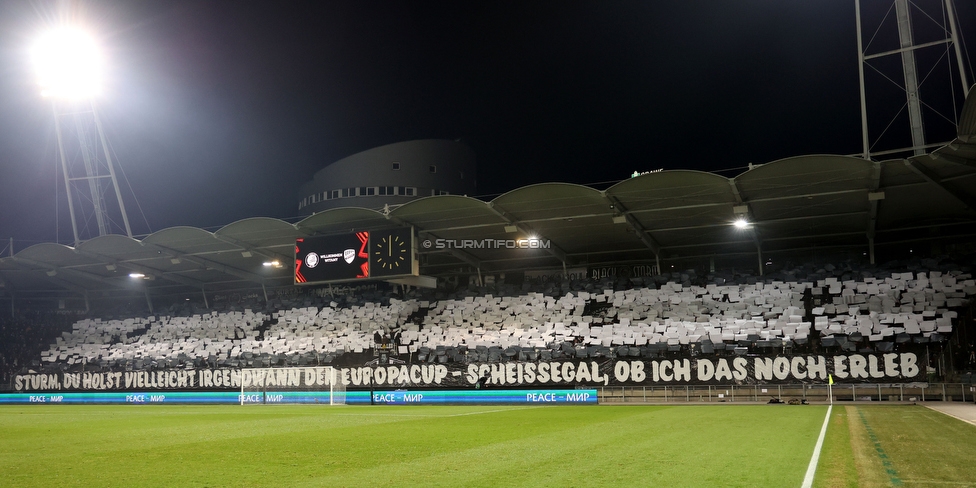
[{"x1": 239, "y1": 366, "x2": 346, "y2": 405}]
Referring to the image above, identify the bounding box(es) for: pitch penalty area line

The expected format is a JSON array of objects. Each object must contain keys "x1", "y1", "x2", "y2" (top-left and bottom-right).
[{"x1": 801, "y1": 404, "x2": 832, "y2": 488}]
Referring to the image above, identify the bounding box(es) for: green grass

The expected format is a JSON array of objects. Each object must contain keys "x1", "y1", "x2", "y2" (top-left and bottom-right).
[
  {"x1": 856, "y1": 406, "x2": 976, "y2": 487},
  {"x1": 1, "y1": 404, "x2": 973, "y2": 487},
  {"x1": 1, "y1": 405, "x2": 824, "y2": 487},
  {"x1": 816, "y1": 405, "x2": 976, "y2": 488},
  {"x1": 814, "y1": 405, "x2": 861, "y2": 488}
]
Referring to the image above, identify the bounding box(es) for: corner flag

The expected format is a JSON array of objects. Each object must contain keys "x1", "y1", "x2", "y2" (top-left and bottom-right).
[{"x1": 828, "y1": 374, "x2": 834, "y2": 385}]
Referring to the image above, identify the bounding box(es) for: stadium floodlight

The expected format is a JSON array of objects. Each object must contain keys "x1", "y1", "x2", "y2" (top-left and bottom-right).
[
  {"x1": 128, "y1": 273, "x2": 145, "y2": 279},
  {"x1": 32, "y1": 25, "x2": 133, "y2": 247},
  {"x1": 733, "y1": 218, "x2": 749, "y2": 229},
  {"x1": 32, "y1": 27, "x2": 103, "y2": 99}
]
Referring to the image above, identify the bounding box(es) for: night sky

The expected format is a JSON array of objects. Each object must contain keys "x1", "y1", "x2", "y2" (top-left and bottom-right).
[{"x1": 0, "y1": 1, "x2": 973, "y2": 247}]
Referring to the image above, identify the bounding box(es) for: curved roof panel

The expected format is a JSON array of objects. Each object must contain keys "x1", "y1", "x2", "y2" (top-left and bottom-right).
[
  {"x1": 607, "y1": 171, "x2": 740, "y2": 238},
  {"x1": 14, "y1": 243, "x2": 89, "y2": 268},
  {"x1": 216, "y1": 217, "x2": 302, "y2": 248},
  {"x1": 78, "y1": 235, "x2": 153, "y2": 260},
  {"x1": 735, "y1": 155, "x2": 874, "y2": 201},
  {"x1": 607, "y1": 170, "x2": 735, "y2": 211},
  {"x1": 143, "y1": 227, "x2": 226, "y2": 255},
  {"x1": 493, "y1": 183, "x2": 608, "y2": 223},
  {"x1": 296, "y1": 208, "x2": 389, "y2": 235},
  {"x1": 392, "y1": 195, "x2": 505, "y2": 233}
]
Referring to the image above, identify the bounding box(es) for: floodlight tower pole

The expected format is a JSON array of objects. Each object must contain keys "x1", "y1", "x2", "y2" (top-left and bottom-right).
[
  {"x1": 52, "y1": 101, "x2": 80, "y2": 246},
  {"x1": 73, "y1": 106, "x2": 108, "y2": 236},
  {"x1": 855, "y1": 0, "x2": 970, "y2": 158},
  {"x1": 855, "y1": 0, "x2": 870, "y2": 159},
  {"x1": 894, "y1": 0, "x2": 926, "y2": 157},
  {"x1": 50, "y1": 98, "x2": 134, "y2": 245},
  {"x1": 945, "y1": 0, "x2": 971, "y2": 97},
  {"x1": 92, "y1": 102, "x2": 133, "y2": 238}
]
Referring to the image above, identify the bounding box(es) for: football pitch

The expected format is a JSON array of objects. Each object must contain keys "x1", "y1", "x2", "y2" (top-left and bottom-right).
[{"x1": 1, "y1": 404, "x2": 974, "y2": 487}]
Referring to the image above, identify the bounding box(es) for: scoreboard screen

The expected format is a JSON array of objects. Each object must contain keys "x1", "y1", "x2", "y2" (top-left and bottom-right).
[
  {"x1": 295, "y1": 227, "x2": 415, "y2": 285},
  {"x1": 295, "y1": 232, "x2": 369, "y2": 284}
]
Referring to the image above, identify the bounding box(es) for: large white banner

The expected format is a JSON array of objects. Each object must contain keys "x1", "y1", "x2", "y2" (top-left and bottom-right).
[{"x1": 11, "y1": 352, "x2": 921, "y2": 392}]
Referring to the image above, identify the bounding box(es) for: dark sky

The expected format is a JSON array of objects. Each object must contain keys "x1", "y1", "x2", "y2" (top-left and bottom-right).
[{"x1": 0, "y1": 1, "x2": 973, "y2": 247}]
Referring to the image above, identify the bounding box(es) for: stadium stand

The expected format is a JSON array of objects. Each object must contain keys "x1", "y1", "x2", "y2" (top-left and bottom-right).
[
  {"x1": 11, "y1": 259, "x2": 971, "y2": 379},
  {"x1": 0, "y1": 312, "x2": 74, "y2": 386}
]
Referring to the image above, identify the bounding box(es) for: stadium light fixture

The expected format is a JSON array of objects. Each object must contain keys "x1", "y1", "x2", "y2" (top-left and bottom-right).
[
  {"x1": 128, "y1": 273, "x2": 145, "y2": 279},
  {"x1": 31, "y1": 27, "x2": 103, "y2": 99},
  {"x1": 733, "y1": 218, "x2": 749, "y2": 229},
  {"x1": 263, "y1": 260, "x2": 281, "y2": 268}
]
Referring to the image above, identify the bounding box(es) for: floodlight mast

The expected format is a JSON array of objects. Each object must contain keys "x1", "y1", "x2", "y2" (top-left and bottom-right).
[
  {"x1": 855, "y1": 0, "x2": 971, "y2": 159},
  {"x1": 35, "y1": 27, "x2": 133, "y2": 245}
]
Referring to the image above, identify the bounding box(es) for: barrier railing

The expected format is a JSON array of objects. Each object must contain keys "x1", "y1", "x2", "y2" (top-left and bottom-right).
[{"x1": 597, "y1": 383, "x2": 976, "y2": 404}]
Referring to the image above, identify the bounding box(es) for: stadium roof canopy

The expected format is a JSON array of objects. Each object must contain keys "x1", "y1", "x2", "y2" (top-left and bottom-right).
[{"x1": 2, "y1": 91, "x2": 976, "y2": 301}]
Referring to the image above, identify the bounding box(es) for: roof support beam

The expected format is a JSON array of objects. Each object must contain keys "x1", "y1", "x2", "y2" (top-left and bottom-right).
[
  {"x1": 140, "y1": 242, "x2": 269, "y2": 285},
  {"x1": 212, "y1": 234, "x2": 292, "y2": 265},
  {"x1": 427, "y1": 245, "x2": 654, "y2": 266},
  {"x1": 75, "y1": 249, "x2": 206, "y2": 289},
  {"x1": 728, "y1": 179, "x2": 764, "y2": 275},
  {"x1": 22, "y1": 271, "x2": 89, "y2": 296},
  {"x1": 603, "y1": 193, "x2": 662, "y2": 255},
  {"x1": 866, "y1": 162, "x2": 883, "y2": 264},
  {"x1": 485, "y1": 203, "x2": 569, "y2": 264},
  {"x1": 904, "y1": 159, "x2": 976, "y2": 213},
  {"x1": 422, "y1": 241, "x2": 482, "y2": 270},
  {"x1": 728, "y1": 178, "x2": 745, "y2": 205},
  {"x1": 10, "y1": 256, "x2": 129, "y2": 290},
  {"x1": 512, "y1": 222, "x2": 568, "y2": 263},
  {"x1": 930, "y1": 150, "x2": 976, "y2": 168},
  {"x1": 422, "y1": 253, "x2": 569, "y2": 268},
  {"x1": 746, "y1": 224, "x2": 764, "y2": 276}
]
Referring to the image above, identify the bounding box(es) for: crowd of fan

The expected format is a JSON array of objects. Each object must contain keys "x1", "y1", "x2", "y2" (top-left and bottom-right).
[
  {"x1": 3, "y1": 257, "x2": 976, "y2": 387},
  {"x1": 0, "y1": 311, "x2": 74, "y2": 387}
]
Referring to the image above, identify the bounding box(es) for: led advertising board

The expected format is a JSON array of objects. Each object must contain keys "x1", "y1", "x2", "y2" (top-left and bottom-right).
[{"x1": 0, "y1": 390, "x2": 598, "y2": 405}]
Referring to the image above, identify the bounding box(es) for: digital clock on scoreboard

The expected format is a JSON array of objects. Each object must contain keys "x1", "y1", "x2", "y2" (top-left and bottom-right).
[{"x1": 370, "y1": 227, "x2": 414, "y2": 278}]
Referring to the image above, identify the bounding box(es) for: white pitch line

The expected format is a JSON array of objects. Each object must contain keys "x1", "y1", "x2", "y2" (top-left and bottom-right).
[
  {"x1": 801, "y1": 405, "x2": 833, "y2": 488},
  {"x1": 441, "y1": 406, "x2": 543, "y2": 417},
  {"x1": 328, "y1": 405, "x2": 542, "y2": 419}
]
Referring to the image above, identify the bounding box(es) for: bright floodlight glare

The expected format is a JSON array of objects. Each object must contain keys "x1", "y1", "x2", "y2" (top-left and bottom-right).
[
  {"x1": 32, "y1": 27, "x2": 102, "y2": 99},
  {"x1": 128, "y1": 273, "x2": 145, "y2": 278},
  {"x1": 733, "y1": 218, "x2": 749, "y2": 229}
]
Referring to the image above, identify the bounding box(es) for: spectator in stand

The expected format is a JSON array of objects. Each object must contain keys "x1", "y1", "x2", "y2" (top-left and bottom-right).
[{"x1": 0, "y1": 311, "x2": 74, "y2": 390}]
